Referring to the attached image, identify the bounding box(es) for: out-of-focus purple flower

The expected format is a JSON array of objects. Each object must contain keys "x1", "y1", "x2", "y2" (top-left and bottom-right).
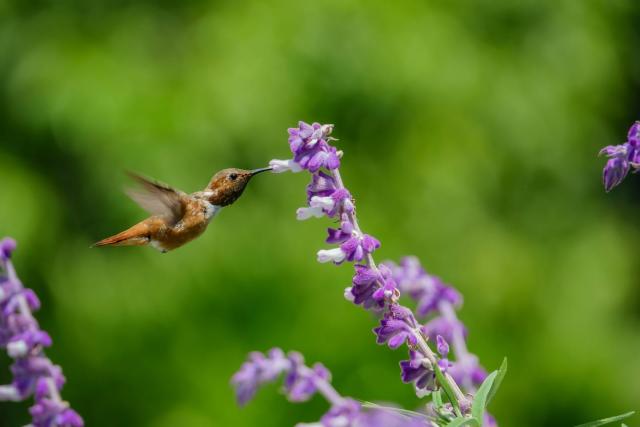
[
  {"x1": 0, "y1": 237, "x2": 83, "y2": 426},
  {"x1": 436, "y1": 335, "x2": 449, "y2": 357},
  {"x1": 285, "y1": 352, "x2": 330, "y2": 402},
  {"x1": 421, "y1": 316, "x2": 467, "y2": 344},
  {"x1": 384, "y1": 257, "x2": 461, "y2": 317},
  {"x1": 599, "y1": 121, "x2": 640, "y2": 192},
  {"x1": 628, "y1": 121, "x2": 640, "y2": 145},
  {"x1": 373, "y1": 304, "x2": 418, "y2": 349},
  {"x1": 399, "y1": 350, "x2": 436, "y2": 397},
  {"x1": 318, "y1": 398, "x2": 361, "y2": 427},
  {"x1": 231, "y1": 348, "x2": 291, "y2": 405},
  {"x1": 448, "y1": 355, "x2": 488, "y2": 389}
]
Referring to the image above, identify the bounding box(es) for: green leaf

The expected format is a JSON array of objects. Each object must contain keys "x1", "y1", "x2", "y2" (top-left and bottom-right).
[
  {"x1": 359, "y1": 401, "x2": 428, "y2": 419},
  {"x1": 471, "y1": 370, "x2": 498, "y2": 423},
  {"x1": 445, "y1": 416, "x2": 481, "y2": 427},
  {"x1": 574, "y1": 411, "x2": 635, "y2": 427},
  {"x1": 433, "y1": 390, "x2": 444, "y2": 409},
  {"x1": 486, "y1": 357, "x2": 507, "y2": 406},
  {"x1": 434, "y1": 363, "x2": 462, "y2": 416}
]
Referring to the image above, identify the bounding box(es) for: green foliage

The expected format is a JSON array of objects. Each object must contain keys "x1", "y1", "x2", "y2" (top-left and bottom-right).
[
  {"x1": 445, "y1": 416, "x2": 480, "y2": 427},
  {"x1": 471, "y1": 370, "x2": 497, "y2": 423},
  {"x1": 1, "y1": 0, "x2": 639, "y2": 426},
  {"x1": 486, "y1": 358, "x2": 507, "y2": 406},
  {"x1": 574, "y1": 411, "x2": 635, "y2": 427}
]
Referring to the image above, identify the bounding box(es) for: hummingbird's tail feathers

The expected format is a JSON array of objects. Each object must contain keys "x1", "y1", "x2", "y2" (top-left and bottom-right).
[{"x1": 93, "y1": 227, "x2": 150, "y2": 248}]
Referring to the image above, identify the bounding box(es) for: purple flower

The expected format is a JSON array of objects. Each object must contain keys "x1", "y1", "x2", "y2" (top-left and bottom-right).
[
  {"x1": 436, "y1": 335, "x2": 449, "y2": 357},
  {"x1": 346, "y1": 265, "x2": 382, "y2": 309},
  {"x1": 0, "y1": 238, "x2": 16, "y2": 261},
  {"x1": 385, "y1": 257, "x2": 461, "y2": 317},
  {"x1": 421, "y1": 316, "x2": 467, "y2": 344},
  {"x1": 285, "y1": 352, "x2": 330, "y2": 402},
  {"x1": 448, "y1": 355, "x2": 488, "y2": 388},
  {"x1": 318, "y1": 398, "x2": 361, "y2": 427},
  {"x1": 399, "y1": 350, "x2": 436, "y2": 397},
  {"x1": 599, "y1": 121, "x2": 640, "y2": 192},
  {"x1": 371, "y1": 264, "x2": 398, "y2": 302},
  {"x1": 299, "y1": 189, "x2": 354, "y2": 220},
  {"x1": 340, "y1": 234, "x2": 380, "y2": 263},
  {"x1": 0, "y1": 238, "x2": 83, "y2": 426},
  {"x1": 628, "y1": 121, "x2": 640, "y2": 145},
  {"x1": 231, "y1": 348, "x2": 290, "y2": 405},
  {"x1": 284, "y1": 122, "x2": 340, "y2": 173},
  {"x1": 326, "y1": 220, "x2": 354, "y2": 245},
  {"x1": 307, "y1": 171, "x2": 338, "y2": 201},
  {"x1": 373, "y1": 304, "x2": 418, "y2": 349}
]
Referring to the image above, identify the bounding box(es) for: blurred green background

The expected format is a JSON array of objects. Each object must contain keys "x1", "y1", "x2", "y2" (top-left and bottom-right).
[{"x1": 1, "y1": 0, "x2": 639, "y2": 425}]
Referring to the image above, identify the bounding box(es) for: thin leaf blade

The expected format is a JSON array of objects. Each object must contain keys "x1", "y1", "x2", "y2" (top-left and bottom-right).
[
  {"x1": 486, "y1": 357, "x2": 507, "y2": 406},
  {"x1": 574, "y1": 411, "x2": 635, "y2": 427},
  {"x1": 471, "y1": 370, "x2": 498, "y2": 423}
]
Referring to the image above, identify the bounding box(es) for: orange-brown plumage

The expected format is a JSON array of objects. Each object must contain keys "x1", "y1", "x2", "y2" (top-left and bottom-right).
[{"x1": 94, "y1": 167, "x2": 271, "y2": 252}]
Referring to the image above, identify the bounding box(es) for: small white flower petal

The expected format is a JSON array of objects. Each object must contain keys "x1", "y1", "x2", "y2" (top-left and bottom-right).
[
  {"x1": 309, "y1": 196, "x2": 335, "y2": 211},
  {"x1": 269, "y1": 159, "x2": 303, "y2": 173},
  {"x1": 296, "y1": 207, "x2": 325, "y2": 220},
  {"x1": 0, "y1": 385, "x2": 21, "y2": 401},
  {"x1": 7, "y1": 340, "x2": 28, "y2": 358},
  {"x1": 317, "y1": 248, "x2": 346, "y2": 264},
  {"x1": 343, "y1": 287, "x2": 355, "y2": 302}
]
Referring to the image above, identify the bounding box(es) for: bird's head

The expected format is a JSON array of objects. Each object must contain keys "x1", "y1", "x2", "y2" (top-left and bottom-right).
[{"x1": 206, "y1": 167, "x2": 271, "y2": 206}]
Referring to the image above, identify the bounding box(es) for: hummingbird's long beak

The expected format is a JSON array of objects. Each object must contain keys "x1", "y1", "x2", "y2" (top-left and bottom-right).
[{"x1": 250, "y1": 167, "x2": 272, "y2": 176}]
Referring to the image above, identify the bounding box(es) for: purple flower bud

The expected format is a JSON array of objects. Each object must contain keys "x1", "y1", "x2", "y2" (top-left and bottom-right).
[
  {"x1": 436, "y1": 335, "x2": 449, "y2": 357},
  {"x1": 598, "y1": 122, "x2": 640, "y2": 191},
  {"x1": 628, "y1": 121, "x2": 640, "y2": 146},
  {"x1": 602, "y1": 155, "x2": 630, "y2": 192},
  {"x1": 0, "y1": 238, "x2": 17, "y2": 261}
]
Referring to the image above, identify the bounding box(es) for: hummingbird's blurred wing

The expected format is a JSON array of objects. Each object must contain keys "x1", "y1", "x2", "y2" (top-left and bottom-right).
[{"x1": 125, "y1": 172, "x2": 188, "y2": 224}]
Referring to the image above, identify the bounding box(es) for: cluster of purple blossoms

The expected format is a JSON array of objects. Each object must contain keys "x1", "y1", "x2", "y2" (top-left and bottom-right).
[
  {"x1": 384, "y1": 257, "x2": 488, "y2": 393},
  {"x1": 237, "y1": 122, "x2": 500, "y2": 426},
  {"x1": 0, "y1": 238, "x2": 83, "y2": 427},
  {"x1": 232, "y1": 348, "x2": 428, "y2": 427},
  {"x1": 599, "y1": 121, "x2": 640, "y2": 192}
]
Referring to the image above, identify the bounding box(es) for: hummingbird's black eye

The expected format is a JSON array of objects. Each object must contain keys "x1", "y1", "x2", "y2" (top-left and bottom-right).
[{"x1": 229, "y1": 173, "x2": 238, "y2": 181}]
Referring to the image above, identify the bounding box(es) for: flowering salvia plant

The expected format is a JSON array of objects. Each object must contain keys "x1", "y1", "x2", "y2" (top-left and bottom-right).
[
  {"x1": 231, "y1": 122, "x2": 506, "y2": 426},
  {"x1": 0, "y1": 238, "x2": 83, "y2": 427},
  {"x1": 233, "y1": 121, "x2": 637, "y2": 427},
  {"x1": 599, "y1": 121, "x2": 640, "y2": 191}
]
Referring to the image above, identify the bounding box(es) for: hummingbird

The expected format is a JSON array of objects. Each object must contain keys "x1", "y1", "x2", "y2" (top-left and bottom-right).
[{"x1": 93, "y1": 167, "x2": 272, "y2": 252}]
